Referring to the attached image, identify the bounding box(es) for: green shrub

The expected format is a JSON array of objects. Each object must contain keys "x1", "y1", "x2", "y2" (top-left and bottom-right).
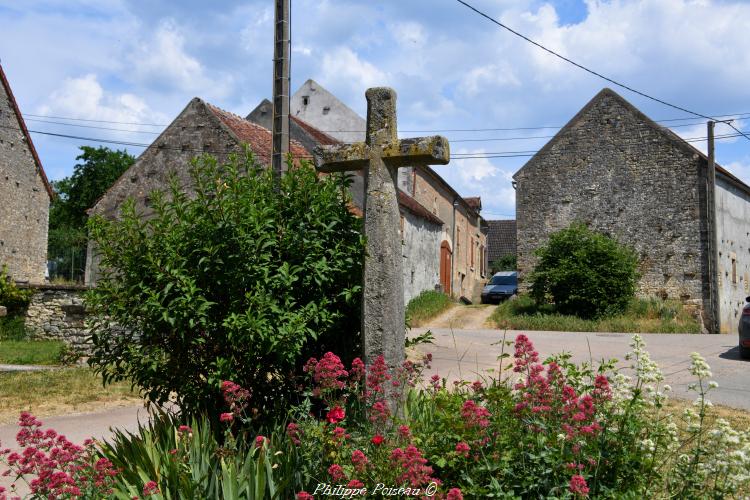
[
  {"x1": 406, "y1": 290, "x2": 452, "y2": 327},
  {"x1": 0, "y1": 316, "x2": 28, "y2": 341},
  {"x1": 529, "y1": 223, "x2": 639, "y2": 319},
  {"x1": 490, "y1": 254, "x2": 516, "y2": 273},
  {"x1": 86, "y1": 152, "x2": 364, "y2": 422},
  {"x1": 0, "y1": 265, "x2": 33, "y2": 315}
]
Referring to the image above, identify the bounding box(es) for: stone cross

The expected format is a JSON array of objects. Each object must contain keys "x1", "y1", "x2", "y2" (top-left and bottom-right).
[{"x1": 313, "y1": 87, "x2": 450, "y2": 371}]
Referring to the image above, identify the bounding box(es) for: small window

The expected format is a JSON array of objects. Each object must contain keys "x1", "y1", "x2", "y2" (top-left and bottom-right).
[
  {"x1": 732, "y1": 258, "x2": 737, "y2": 284},
  {"x1": 322, "y1": 106, "x2": 330, "y2": 115},
  {"x1": 302, "y1": 96, "x2": 310, "y2": 106}
]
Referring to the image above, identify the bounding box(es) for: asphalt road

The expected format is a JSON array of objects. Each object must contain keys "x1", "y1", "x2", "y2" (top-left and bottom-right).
[{"x1": 411, "y1": 327, "x2": 750, "y2": 410}]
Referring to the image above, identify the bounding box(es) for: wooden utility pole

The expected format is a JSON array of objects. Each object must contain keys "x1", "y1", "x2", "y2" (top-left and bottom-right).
[
  {"x1": 272, "y1": 0, "x2": 290, "y2": 183},
  {"x1": 707, "y1": 120, "x2": 720, "y2": 334}
]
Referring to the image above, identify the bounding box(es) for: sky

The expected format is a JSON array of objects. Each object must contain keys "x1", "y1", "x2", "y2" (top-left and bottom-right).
[{"x1": 1, "y1": 0, "x2": 750, "y2": 220}]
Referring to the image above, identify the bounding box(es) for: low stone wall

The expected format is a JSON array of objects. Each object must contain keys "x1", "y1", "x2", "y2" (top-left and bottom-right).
[{"x1": 20, "y1": 283, "x2": 91, "y2": 350}]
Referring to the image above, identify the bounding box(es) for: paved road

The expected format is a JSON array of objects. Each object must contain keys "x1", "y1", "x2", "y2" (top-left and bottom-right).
[
  {"x1": 411, "y1": 327, "x2": 750, "y2": 410},
  {"x1": 0, "y1": 405, "x2": 147, "y2": 492}
]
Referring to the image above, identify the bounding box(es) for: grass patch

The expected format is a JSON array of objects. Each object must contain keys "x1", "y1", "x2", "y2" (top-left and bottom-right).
[
  {"x1": 406, "y1": 290, "x2": 454, "y2": 327},
  {"x1": 0, "y1": 368, "x2": 141, "y2": 424},
  {"x1": 0, "y1": 316, "x2": 28, "y2": 341},
  {"x1": 491, "y1": 295, "x2": 701, "y2": 333},
  {"x1": 0, "y1": 340, "x2": 65, "y2": 365}
]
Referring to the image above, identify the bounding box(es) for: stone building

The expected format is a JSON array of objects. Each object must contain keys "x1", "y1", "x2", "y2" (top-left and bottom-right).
[
  {"x1": 514, "y1": 87, "x2": 750, "y2": 333},
  {"x1": 261, "y1": 80, "x2": 489, "y2": 302},
  {"x1": 85, "y1": 97, "x2": 308, "y2": 284},
  {"x1": 0, "y1": 63, "x2": 53, "y2": 283}
]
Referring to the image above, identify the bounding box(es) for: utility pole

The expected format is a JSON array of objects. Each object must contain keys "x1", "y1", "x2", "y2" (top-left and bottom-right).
[
  {"x1": 706, "y1": 120, "x2": 720, "y2": 334},
  {"x1": 271, "y1": 0, "x2": 291, "y2": 185}
]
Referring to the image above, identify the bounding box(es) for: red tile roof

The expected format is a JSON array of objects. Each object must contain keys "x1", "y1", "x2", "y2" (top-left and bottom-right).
[
  {"x1": 207, "y1": 104, "x2": 310, "y2": 165},
  {"x1": 291, "y1": 116, "x2": 340, "y2": 146},
  {"x1": 0, "y1": 63, "x2": 54, "y2": 200}
]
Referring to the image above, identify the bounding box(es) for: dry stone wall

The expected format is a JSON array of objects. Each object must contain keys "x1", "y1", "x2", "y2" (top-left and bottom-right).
[{"x1": 22, "y1": 284, "x2": 91, "y2": 350}]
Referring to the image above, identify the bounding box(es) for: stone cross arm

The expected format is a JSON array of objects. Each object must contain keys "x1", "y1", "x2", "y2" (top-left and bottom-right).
[{"x1": 313, "y1": 135, "x2": 450, "y2": 173}]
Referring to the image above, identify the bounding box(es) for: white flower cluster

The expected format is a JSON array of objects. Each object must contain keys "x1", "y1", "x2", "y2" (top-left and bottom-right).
[{"x1": 689, "y1": 352, "x2": 712, "y2": 379}]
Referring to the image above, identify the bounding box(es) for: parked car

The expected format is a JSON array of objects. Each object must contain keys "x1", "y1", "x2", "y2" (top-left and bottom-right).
[
  {"x1": 739, "y1": 296, "x2": 750, "y2": 359},
  {"x1": 481, "y1": 271, "x2": 518, "y2": 304}
]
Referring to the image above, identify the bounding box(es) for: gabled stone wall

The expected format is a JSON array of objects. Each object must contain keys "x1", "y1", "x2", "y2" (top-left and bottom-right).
[{"x1": 514, "y1": 90, "x2": 710, "y2": 322}]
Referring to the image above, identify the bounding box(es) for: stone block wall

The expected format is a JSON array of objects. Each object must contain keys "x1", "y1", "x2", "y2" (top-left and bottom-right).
[
  {"x1": 22, "y1": 284, "x2": 91, "y2": 350},
  {"x1": 514, "y1": 89, "x2": 710, "y2": 323}
]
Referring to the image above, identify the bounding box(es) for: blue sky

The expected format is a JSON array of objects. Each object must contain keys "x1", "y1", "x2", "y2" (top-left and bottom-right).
[{"x1": 2, "y1": 0, "x2": 750, "y2": 220}]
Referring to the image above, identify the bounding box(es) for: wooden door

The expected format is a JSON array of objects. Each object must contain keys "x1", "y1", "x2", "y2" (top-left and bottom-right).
[{"x1": 440, "y1": 241, "x2": 452, "y2": 295}]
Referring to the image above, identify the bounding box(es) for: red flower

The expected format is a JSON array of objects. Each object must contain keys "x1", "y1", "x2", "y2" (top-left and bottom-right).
[
  {"x1": 347, "y1": 479, "x2": 365, "y2": 488},
  {"x1": 447, "y1": 488, "x2": 464, "y2": 500},
  {"x1": 455, "y1": 441, "x2": 470, "y2": 457},
  {"x1": 178, "y1": 425, "x2": 192, "y2": 434},
  {"x1": 255, "y1": 435, "x2": 268, "y2": 448},
  {"x1": 143, "y1": 480, "x2": 159, "y2": 496},
  {"x1": 351, "y1": 449, "x2": 369, "y2": 472},
  {"x1": 326, "y1": 406, "x2": 345, "y2": 424},
  {"x1": 328, "y1": 463, "x2": 346, "y2": 482},
  {"x1": 286, "y1": 422, "x2": 302, "y2": 445},
  {"x1": 371, "y1": 434, "x2": 384, "y2": 446},
  {"x1": 569, "y1": 475, "x2": 590, "y2": 497},
  {"x1": 296, "y1": 492, "x2": 314, "y2": 500},
  {"x1": 219, "y1": 412, "x2": 234, "y2": 423}
]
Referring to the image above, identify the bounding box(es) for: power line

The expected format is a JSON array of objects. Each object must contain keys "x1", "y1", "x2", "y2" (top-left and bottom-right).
[
  {"x1": 20, "y1": 110, "x2": 750, "y2": 135},
  {"x1": 454, "y1": 0, "x2": 750, "y2": 144}
]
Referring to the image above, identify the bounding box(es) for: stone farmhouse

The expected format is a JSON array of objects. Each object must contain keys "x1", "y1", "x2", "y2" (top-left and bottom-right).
[
  {"x1": 514, "y1": 87, "x2": 750, "y2": 334},
  {"x1": 0, "y1": 63, "x2": 54, "y2": 283},
  {"x1": 261, "y1": 79, "x2": 489, "y2": 302},
  {"x1": 84, "y1": 97, "x2": 309, "y2": 284}
]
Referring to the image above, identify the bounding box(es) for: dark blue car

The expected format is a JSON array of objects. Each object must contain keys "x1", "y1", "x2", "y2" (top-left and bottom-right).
[{"x1": 481, "y1": 271, "x2": 518, "y2": 304}]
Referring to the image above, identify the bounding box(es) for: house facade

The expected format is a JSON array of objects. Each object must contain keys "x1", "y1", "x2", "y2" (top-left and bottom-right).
[
  {"x1": 0, "y1": 64, "x2": 53, "y2": 283},
  {"x1": 514, "y1": 87, "x2": 750, "y2": 333}
]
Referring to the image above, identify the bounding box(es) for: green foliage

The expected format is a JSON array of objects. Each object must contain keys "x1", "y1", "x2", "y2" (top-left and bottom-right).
[
  {"x1": 491, "y1": 294, "x2": 701, "y2": 333},
  {"x1": 490, "y1": 254, "x2": 516, "y2": 273},
  {"x1": 0, "y1": 316, "x2": 28, "y2": 341},
  {"x1": 86, "y1": 151, "x2": 364, "y2": 422},
  {"x1": 0, "y1": 339, "x2": 64, "y2": 365},
  {"x1": 529, "y1": 223, "x2": 639, "y2": 319},
  {"x1": 48, "y1": 146, "x2": 135, "y2": 282},
  {"x1": 100, "y1": 411, "x2": 291, "y2": 499},
  {"x1": 406, "y1": 290, "x2": 453, "y2": 327},
  {"x1": 0, "y1": 266, "x2": 33, "y2": 315}
]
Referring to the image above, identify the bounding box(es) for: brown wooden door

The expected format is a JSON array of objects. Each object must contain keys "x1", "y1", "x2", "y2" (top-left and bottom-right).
[{"x1": 440, "y1": 241, "x2": 452, "y2": 294}]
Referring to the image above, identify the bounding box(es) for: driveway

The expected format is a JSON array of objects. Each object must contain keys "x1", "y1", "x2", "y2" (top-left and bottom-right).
[{"x1": 411, "y1": 327, "x2": 750, "y2": 410}]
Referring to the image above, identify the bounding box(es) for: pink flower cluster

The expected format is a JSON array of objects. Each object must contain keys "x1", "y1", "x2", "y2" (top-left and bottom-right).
[
  {"x1": 304, "y1": 352, "x2": 349, "y2": 398},
  {"x1": 0, "y1": 412, "x2": 119, "y2": 498},
  {"x1": 221, "y1": 380, "x2": 251, "y2": 417},
  {"x1": 460, "y1": 400, "x2": 491, "y2": 429},
  {"x1": 569, "y1": 474, "x2": 590, "y2": 496},
  {"x1": 390, "y1": 445, "x2": 440, "y2": 488}
]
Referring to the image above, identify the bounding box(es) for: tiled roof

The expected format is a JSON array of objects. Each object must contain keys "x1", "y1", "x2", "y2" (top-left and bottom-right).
[
  {"x1": 0, "y1": 64, "x2": 54, "y2": 200},
  {"x1": 291, "y1": 116, "x2": 340, "y2": 146},
  {"x1": 486, "y1": 219, "x2": 516, "y2": 261},
  {"x1": 398, "y1": 190, "x2": 443, "y2": 225},
  {"x1": 207, "y1": 104, "x2": 310, "y2": 165}
]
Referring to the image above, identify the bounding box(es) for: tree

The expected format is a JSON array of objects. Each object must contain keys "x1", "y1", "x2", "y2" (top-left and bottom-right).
[
  {"x1": 529, "y1": 223, "x2": 639, "y2": 319},
  {"x1": 490, "y1": 254, "x2": 516, "y2": 274},
  {"x1": 48, "y1": 146, "x2": 135, "y2": 281},
  {"x1": 86, "y1": 151, "x2": 364, "y2": 422}
]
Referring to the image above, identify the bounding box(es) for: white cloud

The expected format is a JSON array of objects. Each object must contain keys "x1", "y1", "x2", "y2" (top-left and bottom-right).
[
  {"x1": 454, "y1": 148, "x2": 499, "y2": 182},
  {"x1": 460, "y1": 63, "x2": 521, "y2": 97},
  {"x1": 37, "y1": 74, "x2": 166, "y2": 125},
  {"x1": 389, "y1": 21, "x2": 427, "y2": 48},
  {"x1": 321, "y1": 47, "x2": 389, "y2": 93},
  {"x1": 724, "y1": 159, "x2": 750, "y2": 186},
  {"x1": 129, "y1": 20, "x2": 231, "y2": 97}
]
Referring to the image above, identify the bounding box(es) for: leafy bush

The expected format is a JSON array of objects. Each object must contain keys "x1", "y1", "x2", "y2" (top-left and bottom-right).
[
  {"x1": 0, "y1": 316, "x2": 28, "y2": 341},
  {"x1": 0, "y1": 266, "x2": 33, "y2": 315},
  {"x1": 86, "y1": 152, "x2": 364, "y2": 421},
  {"x1": 406, "y1": 290, "x2": 452, "y2": 327},
  {"x1": 529, "y1": 223, "x2": 639, "y2": 319},
  {"x1": 490, "y1": 254, "x2": 516, "y2": 273}
]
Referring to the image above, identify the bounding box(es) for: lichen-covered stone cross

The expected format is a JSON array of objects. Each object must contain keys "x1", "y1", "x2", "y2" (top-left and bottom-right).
[{"x1": 313, "y1": 87, "x2": 450, "y2": 370}]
